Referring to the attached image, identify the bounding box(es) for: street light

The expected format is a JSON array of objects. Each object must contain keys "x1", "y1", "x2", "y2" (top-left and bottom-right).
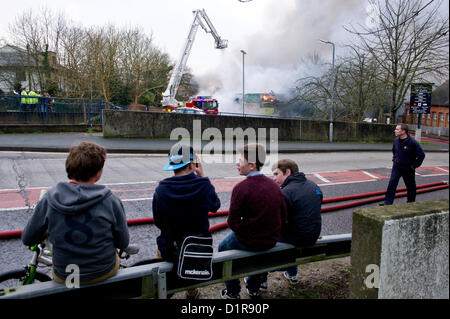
[
  {"x1": 320, "y1": 40, "x2": 335, "y2": 143},
  {"x1": 240, "y1": 50, "x2": 246, "y2": 116}
]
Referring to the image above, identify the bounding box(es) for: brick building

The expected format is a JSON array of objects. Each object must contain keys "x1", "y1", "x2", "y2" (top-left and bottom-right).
[
  {"x1": 400, "y1": 80, "x2": 449, "y2": 128},
  {"x1": 403, "y1": 104, "x2": 449, "y2": 128}
]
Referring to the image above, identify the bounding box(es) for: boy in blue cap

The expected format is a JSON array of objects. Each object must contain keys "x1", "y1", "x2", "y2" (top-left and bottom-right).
[{"x1": 153, "y1": 143, "x2": 221, "y2": 299}]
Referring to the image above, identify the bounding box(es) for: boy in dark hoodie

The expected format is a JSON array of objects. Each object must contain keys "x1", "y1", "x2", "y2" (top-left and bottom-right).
[
  {"x1": 153, "y1": 143, "x2": 221, "y2": 299},
  {"x1": 22, "y1": 142, "x2": 130, "y2": 285},
  {"x1": 270, "y1": 159, "x2": 322, "y2": 284}
]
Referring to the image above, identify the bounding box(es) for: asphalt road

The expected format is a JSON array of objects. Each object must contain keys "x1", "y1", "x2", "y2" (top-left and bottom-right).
[{"x1": 0, "y1": 150, "x2": 448, "y2": 281}]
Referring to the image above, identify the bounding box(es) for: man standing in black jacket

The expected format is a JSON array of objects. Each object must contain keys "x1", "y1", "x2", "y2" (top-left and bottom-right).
[{"x1": 383, "y1": 123, "x2": 425, "y2": 205}]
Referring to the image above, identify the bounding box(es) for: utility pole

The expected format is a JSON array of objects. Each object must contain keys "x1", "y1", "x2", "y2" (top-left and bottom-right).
[
  {"x1": 320, "y1": 40, "x2": 335, "y2": 143},
  {"x1": 240, "y1": 50, "x2": 246, "y2": 116}
]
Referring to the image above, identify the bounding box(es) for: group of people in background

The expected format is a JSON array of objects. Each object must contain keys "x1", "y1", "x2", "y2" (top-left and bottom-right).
[
  {"x1": 17, "y1": 88, "x2": 54, "y2": 112},
  {"x1": 21, "y1": 123, "x2": 425, "y2": 299}
]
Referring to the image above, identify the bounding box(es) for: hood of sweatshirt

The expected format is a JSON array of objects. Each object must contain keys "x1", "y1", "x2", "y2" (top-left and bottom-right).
[
  {"x1": 156, "y1": 173, "x2": 214, "y2": 203},
  {"x1": 46, "y1": 182, "x2": 112, "y2": 215},
  {"x1": 281, "y1": 172, "x2": 307, "y2": 188}
]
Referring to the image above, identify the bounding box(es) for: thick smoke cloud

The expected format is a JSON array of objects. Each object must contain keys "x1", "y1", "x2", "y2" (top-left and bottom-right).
[{"x1": 196, "y1": 0, "x2": 365, "y2": 112}]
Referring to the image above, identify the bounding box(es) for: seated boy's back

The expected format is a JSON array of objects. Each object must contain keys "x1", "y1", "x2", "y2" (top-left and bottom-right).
[
  {"x1": 153, "y1": 143, "x2": 220, "y2": 261},
  {"x1": 22, "y1": 142, "x2": 129, "y2": 284},
  {"x1": 228, "y1": 174, "x2": 286, "y2": 250},
  {"x1": 153, "y1": 172, "x2": 220, "y2": 260}
]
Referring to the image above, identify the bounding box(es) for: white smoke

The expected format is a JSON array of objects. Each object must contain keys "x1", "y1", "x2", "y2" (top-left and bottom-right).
[{"x1": 194, "y1": 0, "x2": 365, "y2": 113}]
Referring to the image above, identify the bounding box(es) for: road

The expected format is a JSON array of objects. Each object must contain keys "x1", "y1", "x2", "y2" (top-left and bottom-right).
[{"x1": 0, "y1": 150, "x2": 448, "y2": 278}]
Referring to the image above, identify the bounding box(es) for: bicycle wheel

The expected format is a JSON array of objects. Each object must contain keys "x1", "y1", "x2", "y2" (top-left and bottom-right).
[{"x1": 0, "y1": 269, "x2": 52, "y2": 291}]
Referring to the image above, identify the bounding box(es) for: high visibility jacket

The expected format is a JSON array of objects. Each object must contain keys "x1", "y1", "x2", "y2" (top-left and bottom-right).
[
  {"x1": 28, "y1": 91, "x2": 38, "y2": 104},
  {"x1": 21, "y1": 90, "x2": 28, "y2": 104}
]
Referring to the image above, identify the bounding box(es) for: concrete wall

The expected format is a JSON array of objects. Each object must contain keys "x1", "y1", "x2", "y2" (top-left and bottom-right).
[
  {"x1": 350, "y1": 199, "x2": 449, "y2": 299},
  {"x1": 0, "y1": 124, "x2": 102, "y2": 134},
  {"x1": 0, "y1": 112, "x2": 96, "y2": 125},
  {"x1": 102, "y1": 110, "x2": 396, "y2": 142},
  {"x1": 408, "y1": 124, "x2": 449, "y2": 137}
]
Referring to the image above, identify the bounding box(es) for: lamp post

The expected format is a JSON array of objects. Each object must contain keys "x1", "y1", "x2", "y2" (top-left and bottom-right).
[
  {"x1": 320, "y1": 40, "x2": 335, "y2": 143},
  {"x1": 240, "y1": 50, "x2": 246, "y2": 116}
]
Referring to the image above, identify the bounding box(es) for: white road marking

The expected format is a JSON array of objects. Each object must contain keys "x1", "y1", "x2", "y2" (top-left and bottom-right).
[
  {"x1": 361, "y1": 171, "x2": 379, "y2": 179},
  {"x1": 39, "y1": 189, "x2": 47, "y2": 200},
  {"x1": 318, "y1": 179, "x2": 377, "y2": 187},
  {"x1": 313, "y1": 173, "x2": 331, "y2": 183},
  {"x1": 1, "y1": 206, "x2": 34, "y2": 212},
  {"x1": 121, "y1": 197, "x2": 153, "y2": 202}
]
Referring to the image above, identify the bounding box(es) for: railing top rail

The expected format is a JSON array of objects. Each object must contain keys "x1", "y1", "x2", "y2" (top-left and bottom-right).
[{"x1": 0, "y1": 234, "x2": 351, "y2": 299}]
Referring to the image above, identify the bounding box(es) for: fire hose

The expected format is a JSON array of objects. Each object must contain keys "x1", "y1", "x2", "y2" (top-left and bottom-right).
[{"x1": 0, "y1": 181, "x2": 447, "y2": 240}]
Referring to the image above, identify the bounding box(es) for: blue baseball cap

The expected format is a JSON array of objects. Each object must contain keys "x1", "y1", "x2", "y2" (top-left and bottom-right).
[{"x1": 163, "y1": 143, "x2": 195, "y2": 171}]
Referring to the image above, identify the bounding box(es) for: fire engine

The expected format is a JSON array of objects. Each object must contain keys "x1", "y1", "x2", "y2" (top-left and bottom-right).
[
  {"x1": 161, "y1": 9, "x2": 227, "y2": 114},
  {"x1": 185, "y1": 96, "x2": 219, "y2": 115}
]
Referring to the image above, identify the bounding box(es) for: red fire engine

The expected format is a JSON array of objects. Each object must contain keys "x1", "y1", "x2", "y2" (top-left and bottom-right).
[{"x1": 185, "y1": 96, "x2": 219, "y2": 115}]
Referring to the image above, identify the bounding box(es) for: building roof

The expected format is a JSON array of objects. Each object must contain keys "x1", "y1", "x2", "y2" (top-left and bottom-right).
[
  {"x1": 0, "y1": 44, "x2": 57, "y2": 68},
  {"x1": 0, "y1": 45, "x2": 33, "y2": 67},
  {"x1": 431, "y1": 79, "x2": 449, "y2": 106}
]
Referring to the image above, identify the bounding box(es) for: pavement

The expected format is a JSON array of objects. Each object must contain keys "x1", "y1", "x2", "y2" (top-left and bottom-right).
[{"x1": 0, "y1": 132, "x2": 448, "y2": 153}]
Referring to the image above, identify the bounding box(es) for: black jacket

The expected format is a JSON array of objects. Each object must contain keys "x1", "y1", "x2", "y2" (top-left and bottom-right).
[
  {"x1": 153, "y1": 173, "x2": 220, "y2": 261},
  {"x1": 280, "y1": 173, "x2": 322, "y2": 246},
  {"x1": 392, "y1": 134, "x2": 425, "y2": 169}
]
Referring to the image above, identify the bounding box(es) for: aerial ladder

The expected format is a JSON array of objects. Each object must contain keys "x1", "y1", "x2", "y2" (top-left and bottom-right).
[{"x1": 161, "y1": 9, "x2": 228, "y2": 107}]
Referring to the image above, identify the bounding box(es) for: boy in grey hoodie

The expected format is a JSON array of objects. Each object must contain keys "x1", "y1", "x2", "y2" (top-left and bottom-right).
[{"x1": 22, "y1": 142, "x2": 130, "y2": 285}]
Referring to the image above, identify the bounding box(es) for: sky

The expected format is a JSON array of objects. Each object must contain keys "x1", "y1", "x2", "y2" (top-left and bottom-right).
[{"x1": 0, "y1": 0, "x2": 448, "y2": 111}]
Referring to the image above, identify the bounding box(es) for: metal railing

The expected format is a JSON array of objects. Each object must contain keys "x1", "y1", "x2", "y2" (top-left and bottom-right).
[
  {"x1": 0, "y1": 234, "x2": 351, "y2": 299},
  {"x1": 0, "y1": 94, "x2": 117, "y2": 125}
]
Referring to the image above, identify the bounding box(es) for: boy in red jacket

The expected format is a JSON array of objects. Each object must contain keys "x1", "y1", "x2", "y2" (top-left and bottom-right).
[{"x1": 219, "y1": 143, "x2": 286, "y2": 299}]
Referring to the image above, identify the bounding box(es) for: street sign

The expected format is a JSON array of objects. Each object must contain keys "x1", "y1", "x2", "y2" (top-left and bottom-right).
[{"x1": 409, "y1": 83, "x2": 432, "y2": 114}]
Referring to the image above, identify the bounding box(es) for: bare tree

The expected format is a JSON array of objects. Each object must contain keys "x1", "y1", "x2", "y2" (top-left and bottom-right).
[
  {"x1": 120, "y1": 27, "x2": 156, "y2": 105},
  {"x1": 294, "y1": 52, "x2": 343, "y2": 120},
  {"x1": 85, "y1": 25, "x2": 122, "y2": 102},
  {"x1": 140, "y1": 50, "x2": 173, "y2": 106},
  {"x1": 9, "y1": 9, "x2": 42, "y2": 90},
  {"x1": 6, "y1": 8, "x2": 191, "y2": 107},
  {"x1": 335, "y1": 46, "x2": 391, "y2": 122},
  {"x1": 59, "y1": 24, "x2": 90, "y2": 97},
  {"x1": 8, "y1": 7, "x2": 67, "y2": 93},
  {"x1": 345, "y1": 0, "x2": 449, "y2": 120}
]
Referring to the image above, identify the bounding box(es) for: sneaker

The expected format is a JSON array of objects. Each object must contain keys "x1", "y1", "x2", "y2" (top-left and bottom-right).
[
  {"x1": 221, "y1": 288, "x2": 240, "y2": 299},
  {"x1": 244, "y1": 276, "x2": 267, "y2": 290},
  {"x1": 260, "y1": 280, "x2": 268, "y2": 290},
  {"x1": 283, "y1": 271, "x2": 299, "y2": 285},
  {"x1": 245, "y1": 288, "x2": 261, "y2": 299}
]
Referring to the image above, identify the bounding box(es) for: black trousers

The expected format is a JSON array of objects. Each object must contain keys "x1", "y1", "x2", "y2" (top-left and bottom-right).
[{"x1": 384, "y1": 164, "x2": 416, "y2": 205}]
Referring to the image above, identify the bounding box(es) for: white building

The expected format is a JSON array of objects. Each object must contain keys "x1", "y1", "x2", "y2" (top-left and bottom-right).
[{"x1": 0, "y1": 44, "x2": 58, "y2": 94}]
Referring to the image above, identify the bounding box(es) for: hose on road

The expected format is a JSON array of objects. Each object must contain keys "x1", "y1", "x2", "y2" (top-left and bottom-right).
[{"x1": 0, "y1": 181, "x2": 447, "y2": 239}]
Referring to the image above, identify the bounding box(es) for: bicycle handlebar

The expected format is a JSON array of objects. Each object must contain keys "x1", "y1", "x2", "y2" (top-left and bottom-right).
[{"x1": 118, "y1": 245, "x2": 140, "y2": 259}]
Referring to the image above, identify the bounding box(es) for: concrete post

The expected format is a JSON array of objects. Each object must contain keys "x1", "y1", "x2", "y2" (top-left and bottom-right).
[{"x1": 350, "y1": 199, "x2": 449, "y2": 299}]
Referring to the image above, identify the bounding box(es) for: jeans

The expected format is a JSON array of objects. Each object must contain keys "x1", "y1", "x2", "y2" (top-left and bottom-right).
[
  {"x1": 260, "y1": 265, "x2": 297, "y2": 279},
  {"x1": 52, "y1": 253, "x2": 119, "y2": 285},
  {"x1": 260, "y1": 237, "x2": 298, "y2": 284},
  {"x1": 218, "y1": 231, "x2": 262, "y2": 294},
  {"x1": 384, "y1": 164, "x2": 416, "y2": 205}
]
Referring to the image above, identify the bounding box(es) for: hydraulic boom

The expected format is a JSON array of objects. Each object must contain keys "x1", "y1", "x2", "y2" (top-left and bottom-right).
[{"x1": 161, "y1": 9, "x2": 227, "y2": 107}]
